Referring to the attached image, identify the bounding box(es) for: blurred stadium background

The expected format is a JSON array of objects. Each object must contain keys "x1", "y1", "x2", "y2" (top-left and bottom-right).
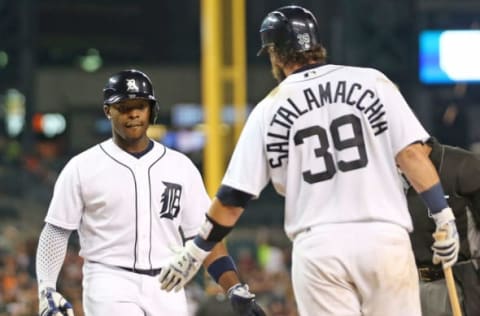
[{"x1": 0, "y1": 0, "x2": 479, "y2": 315}]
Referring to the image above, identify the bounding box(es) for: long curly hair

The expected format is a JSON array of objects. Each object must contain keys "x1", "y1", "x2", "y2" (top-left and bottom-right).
[{"x1": 270, "y1": 45, "x2": 328, "y2": 67}]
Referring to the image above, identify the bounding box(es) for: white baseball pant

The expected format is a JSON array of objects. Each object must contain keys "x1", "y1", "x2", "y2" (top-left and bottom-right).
[
  {"x1": 292, "y1": 222, "x2": 421, "y2": 316},
  {"x1": 82, "y1": 261, "x2": 190, "y2": 316}
]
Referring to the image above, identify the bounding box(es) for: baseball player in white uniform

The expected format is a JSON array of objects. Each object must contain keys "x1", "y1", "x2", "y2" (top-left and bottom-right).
[
  {"x1": 158, "y1": 6, "x2": 460, "y2": 316},
  {"x1": 36, "y1": 69, "x2": 265, "y2": 316}
]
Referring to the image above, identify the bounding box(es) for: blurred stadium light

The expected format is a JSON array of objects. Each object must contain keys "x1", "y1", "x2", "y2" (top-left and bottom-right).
[{"x1": 4, "y1": 89, "x2": 26, "y2": 138}]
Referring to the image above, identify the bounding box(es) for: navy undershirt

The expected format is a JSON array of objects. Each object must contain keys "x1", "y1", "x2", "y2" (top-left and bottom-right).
[{"x1": 129, "y1": 140, "x2": 154, "y2": 158}]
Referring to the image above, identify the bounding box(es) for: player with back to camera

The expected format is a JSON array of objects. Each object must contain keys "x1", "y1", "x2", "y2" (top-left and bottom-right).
[
  {"x1": 158, "y1": 6, "x2": 460, "y2": 316},
  {"x1": 35, "y1": 69, "x2": 265, "y2": 316},
  {"x1": 405, "y1": 137, "x2": 480, "y2": 316}
]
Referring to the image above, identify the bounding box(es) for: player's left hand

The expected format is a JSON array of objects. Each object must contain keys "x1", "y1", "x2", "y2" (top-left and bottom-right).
[
  {"x1": 228, "y1": 283, "x2": 266, "y2": 316},
  {"x1": 39, "y1": 287, "x2": 74, "y2": 316},
  {"x1": 159, "y1": 240, "x2": 210, "y2": 292},
  {"x1": 431, "y1": 207, "x2": 460, "y2": 269}
]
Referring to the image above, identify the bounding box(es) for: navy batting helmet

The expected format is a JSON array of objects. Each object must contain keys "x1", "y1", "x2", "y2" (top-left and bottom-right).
[
  {"x1": 103, "y1": 69, "x2": 159, "y2": 124},
  {"x1": 257, "y1": 5, "x2": 321, "y2": 56}
]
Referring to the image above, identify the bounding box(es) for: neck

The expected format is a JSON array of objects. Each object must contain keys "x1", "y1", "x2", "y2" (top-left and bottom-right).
[
  {"x1": 283, "y1": 61, "x2": 319, "y2": 77},
  {"x1": 113, "y1": 135, "x2": 150, "y2": 153},
  {"x1": 283, "y1": 64, "x2": 300, "y2": 77}
]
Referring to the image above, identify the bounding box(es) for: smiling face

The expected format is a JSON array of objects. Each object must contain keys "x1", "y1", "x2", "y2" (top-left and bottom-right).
[{"x1": 104, "y1": 98, "x2": 152, "y2": 152}]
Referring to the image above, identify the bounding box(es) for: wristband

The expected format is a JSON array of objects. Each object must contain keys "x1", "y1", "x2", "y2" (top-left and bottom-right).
[
  {"x1": 198, "y1": 214, "x2": 234, "y2": 242},
  {"x1": 207, "y1": 256, "x2": 237, "y2": 283},
  {"x1": 419, "y1": 182, "x2": 448, "y2": 214}
]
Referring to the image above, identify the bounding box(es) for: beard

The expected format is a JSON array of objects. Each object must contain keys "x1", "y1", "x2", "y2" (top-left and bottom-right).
[{"x1": 271, "y1": 62, "x2": 286, "y2": 83}]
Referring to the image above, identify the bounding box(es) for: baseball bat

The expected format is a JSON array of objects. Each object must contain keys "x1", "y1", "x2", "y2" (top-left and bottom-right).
[{"x1": 433, "y1": 230, "x2": 462, "y2": 316}]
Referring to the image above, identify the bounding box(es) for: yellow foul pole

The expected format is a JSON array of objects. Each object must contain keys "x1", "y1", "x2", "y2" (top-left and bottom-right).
[
  {"x1": 200, "y1": 0, "x2": 247, "y2": 293},
  {"x1": 231, "y1": 0, "x2": 247, "y2": 142},
  {"x1": 201, "y1": 0, "x2": 223, "y2": 196},
  {"x1": 201, "y1": 0, "x2": 246, "y2": 196}
]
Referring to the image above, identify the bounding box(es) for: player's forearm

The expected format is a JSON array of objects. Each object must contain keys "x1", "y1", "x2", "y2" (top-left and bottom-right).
[
  {"x1": 208, "y1": 198, "x2": 244, "y2": 227},
  {"x1": 36, "y1": 223, "x2": 72, "y2": 294},
  {"x1": 203, "y1": 240, "x2": 229, "y2": 267},
  {"x1": 218, "y1": 270, "x2": 242, "y2": 292},
  {"x1": 191, "y1": 198, "x2": 243, "y2": 253},
  {"x1": 396, "y1": 143, "x2": 440, "y2": 192},
  {"x1": 204, "y1": 243, "x2": 241, "y2": 292}
]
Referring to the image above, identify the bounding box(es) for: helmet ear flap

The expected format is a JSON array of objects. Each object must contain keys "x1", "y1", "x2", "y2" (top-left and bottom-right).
[{"x1": 150, "y1": 101, "x2": 160, "y2": 124}]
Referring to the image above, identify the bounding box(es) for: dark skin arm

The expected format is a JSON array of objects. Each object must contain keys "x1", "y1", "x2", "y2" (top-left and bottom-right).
[
  {"x1": 202, "y1": 238, "x2": 242, "y2": 291},
  {"x1": 205, "y1": 198, "x2": 245, "y2": 227}
]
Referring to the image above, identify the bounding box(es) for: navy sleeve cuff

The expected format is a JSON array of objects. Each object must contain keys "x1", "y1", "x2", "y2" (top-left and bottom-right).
[{"x1": 216, "y1": 185, "x2": 253, "y2": 208}]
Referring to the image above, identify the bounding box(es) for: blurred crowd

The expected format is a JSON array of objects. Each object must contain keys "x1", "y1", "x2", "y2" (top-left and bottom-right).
[
  {"x1": 0, "y1": 225, "x2": 39, "y2": 316},
  {"x1": 0, "y1": 222, "x2": 298, "y2": 316}
]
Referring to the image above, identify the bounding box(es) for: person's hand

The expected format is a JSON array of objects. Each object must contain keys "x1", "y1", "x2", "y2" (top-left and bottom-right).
[
  {"x1": 431, "y1": 207, "x2": 460, "y2": 268},
  {"x1": 39, "y1": 287, "x2": 74, "y2": 316},
  {"x1": 159, "y1": 240, "x2": 210, "y2": 292},
  {"x1": 228, "y1": 283, "x2": 266, "y2": 316}
]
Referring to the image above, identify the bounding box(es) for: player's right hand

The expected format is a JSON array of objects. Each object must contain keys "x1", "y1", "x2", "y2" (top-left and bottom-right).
[
  {"x1": 39, "y1": 287, "x2": 74, "y2": 316},
  {"x1": 159, "y1": 239, "x2": 210, "y2": 292},
  {"x1": 431, "y1": 207, "x2": 459, "y2": 269}
]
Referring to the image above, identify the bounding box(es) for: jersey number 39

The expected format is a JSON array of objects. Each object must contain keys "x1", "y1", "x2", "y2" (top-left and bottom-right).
[{"x1": 294, "y1": 114, "x2": 368, "y2": 183}]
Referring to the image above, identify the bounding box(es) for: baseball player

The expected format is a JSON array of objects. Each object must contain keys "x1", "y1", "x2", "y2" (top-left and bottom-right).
[
  {"x1": 406, "y1": 137, "x2": 480, "y2": 316},
  {"x1": 158, "y1": 6, "x2": 460, "y2": 316},
  {"x1": 35, "y1": 69, "x2": 265, "y2": 316}
]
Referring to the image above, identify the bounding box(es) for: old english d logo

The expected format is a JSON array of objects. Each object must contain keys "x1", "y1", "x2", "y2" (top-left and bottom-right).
[
  {"x1": 126, "y1": 79, "x2": 139, "y2": 92},
  {"x1": 160, "y1": 181, "x2": 182, "y2": 219}
]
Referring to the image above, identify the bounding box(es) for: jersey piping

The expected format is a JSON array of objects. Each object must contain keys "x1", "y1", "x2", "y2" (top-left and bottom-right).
[
  {"x1": 99, "y1": 144, "x2": 139, "y2": 270},
  {"x1": 147, "y1": 151, "x2": 166, "y2": 270},
  {"x1": 99, "y1": 142, "x2": 168, "y2": 270}
]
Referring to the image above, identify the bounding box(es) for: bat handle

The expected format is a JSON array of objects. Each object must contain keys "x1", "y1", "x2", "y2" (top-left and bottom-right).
[{"x1": 433, "y1": 230, "x2": 463, "y2": 316}]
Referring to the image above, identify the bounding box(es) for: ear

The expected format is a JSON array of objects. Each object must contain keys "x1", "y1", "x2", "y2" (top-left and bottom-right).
[{"x1": 103, "y1": 105, "x2": 111, "y2": 119}]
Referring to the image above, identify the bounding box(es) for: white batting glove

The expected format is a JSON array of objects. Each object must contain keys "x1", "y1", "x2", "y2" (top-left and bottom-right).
[
  {"x1": 159, "y1": 240, "x2": 210, "y2": 292},
  {"x1": 431, "y1": 207, "x2": 460, "y2": 269},
  {"x1": 39, "y1": 287, "x2": 74, "y2": 316}
]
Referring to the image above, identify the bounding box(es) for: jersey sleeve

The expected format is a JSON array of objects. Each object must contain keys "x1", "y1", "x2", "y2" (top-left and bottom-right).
[
  {"x1": 180, "y1": 160, "x2": 212, "y2": 238},
  {"x1": 221, "y1": 105, "x2": 270, "y2": 198},
  {"x1": 44, "y1": 157, "x2": 84, "y2": 230},
  {"x1": 375, "y1": 73, "x2": 430, "y2": 155}
]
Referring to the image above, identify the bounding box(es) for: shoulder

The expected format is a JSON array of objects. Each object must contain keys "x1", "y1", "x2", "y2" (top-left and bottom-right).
[
  {"x1": 440, "y1": 144, "x2": 480, "y2": 183},
  {"x1": 241, "y1": 90, "x2": 279, "y2": 127},
  {"x1": 444, "y1": 144, "x2": 480, "y2": 166},
  {"x1": 255, "y1": 86, "x2": 280, "y2": 110},
  {"x1": 64, "y1": 141, "x2": 105, "y2": 166},
  {"x1": 71, "y1": 140, "x2": 111, "y2": 163},
  {"x1": 329, "y1": 64, "x2": 389, "y2": 80},
  {"x1": 158, "y1": 143, "x2": 198, "y2": 169}
]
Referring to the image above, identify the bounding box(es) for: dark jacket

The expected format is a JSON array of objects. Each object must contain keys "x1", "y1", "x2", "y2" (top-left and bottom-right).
[{"x1": 407, "y1": 138, "x2": 480, "y2": 265}]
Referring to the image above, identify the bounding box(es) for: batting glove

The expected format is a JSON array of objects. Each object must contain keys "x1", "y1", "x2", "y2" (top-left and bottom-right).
[
  {"x1": 39, "y1": 287, "x2": 74, "y2": 316},
  {"x1": 159, "y1": 240, "x2": 210, "y2": 292},
  {"x1": 228, "y1": 283, "x2": 266, "y2": 316},
  {"x1": 431, "y1": 207, "x2": 460, "y2": 269}
]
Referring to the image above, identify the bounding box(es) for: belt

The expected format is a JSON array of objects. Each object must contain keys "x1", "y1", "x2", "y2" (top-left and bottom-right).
[
  {"x1": 118, "y1": 266, "x2": 162, "y2": 276},
  {"x1": 418, "y1": 265, "x2": 444, "y2": 282}
]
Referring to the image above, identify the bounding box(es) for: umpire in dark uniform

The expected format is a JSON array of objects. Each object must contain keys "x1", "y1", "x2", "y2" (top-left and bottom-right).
[{"x1": 406, "y1": 137, "x2": 480, "y2": 316}]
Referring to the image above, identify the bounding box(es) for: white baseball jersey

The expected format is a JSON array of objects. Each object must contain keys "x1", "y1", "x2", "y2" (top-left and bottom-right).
[
  {"x1": 222, "y1": 64, "x2": 429, "y2": 240},
  {"x1": 45, "y1": 139, "x2": 210, "y2": 269}
]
